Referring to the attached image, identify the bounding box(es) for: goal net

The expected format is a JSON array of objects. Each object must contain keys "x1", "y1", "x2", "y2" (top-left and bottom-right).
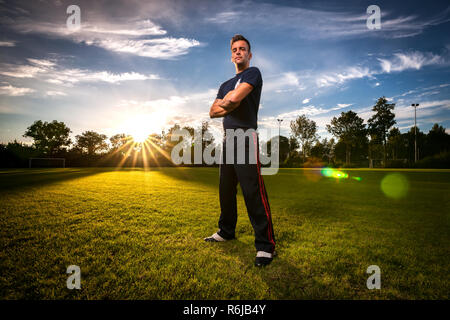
[
  {"x1": 369, "y1": 159, "x2": 384, "y2": 168},
  {"x1": 29, "y1": 158, "x2": 66, "y2": 168}
]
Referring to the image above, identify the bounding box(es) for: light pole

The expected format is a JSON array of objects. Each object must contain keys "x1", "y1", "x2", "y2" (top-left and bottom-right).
[
  {"x1": 276, "y1": 119, "x2": 284, "y2": 162},
  {"x1": 411, "y1": 103, "x2": 419, "y2": 162},
  {"x1": 277, "y1": 119, "x2": 283, "y2": 138}
]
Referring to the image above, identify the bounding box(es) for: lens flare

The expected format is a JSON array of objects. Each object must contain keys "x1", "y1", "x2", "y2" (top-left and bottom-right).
[
  {"x1": 381, "y1": 173, "x2": 409, "y2": 199},
  {"x1": 320, "y1": 167, "x2": 361, "y2": 181},
  {"x1": 321, "y1": 167, "x2": 348, "y2": 179}
]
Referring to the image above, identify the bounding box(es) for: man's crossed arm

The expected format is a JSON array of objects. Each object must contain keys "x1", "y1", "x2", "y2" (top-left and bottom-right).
[{"x1": 209, "y1": 82, "x2": 254, "y2": 118}]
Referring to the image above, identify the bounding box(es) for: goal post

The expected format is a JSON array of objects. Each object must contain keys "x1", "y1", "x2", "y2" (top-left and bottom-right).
[{"x1": 29, "y1": 158, "x2": 66, "y2": 168}]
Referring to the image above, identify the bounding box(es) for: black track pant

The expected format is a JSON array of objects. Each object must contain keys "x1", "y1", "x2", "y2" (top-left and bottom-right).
[{"x1": 217, "y1": 129, "x2": 276, "y2": 253}]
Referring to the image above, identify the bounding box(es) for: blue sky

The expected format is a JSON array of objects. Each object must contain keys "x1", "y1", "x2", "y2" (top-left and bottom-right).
[{"x1": 1, "y1": 0, "x2": 449, "y2": 144}]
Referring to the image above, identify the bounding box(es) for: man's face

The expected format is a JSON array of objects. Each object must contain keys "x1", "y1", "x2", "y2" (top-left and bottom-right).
[{"x1": 231, "y1": 40, "x2": 252, "y2": 66}]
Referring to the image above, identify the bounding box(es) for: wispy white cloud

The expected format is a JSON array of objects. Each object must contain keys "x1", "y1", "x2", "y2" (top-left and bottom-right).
[
  {"x1": 266, "y1": 66, "x2": 376, "y2": 95},
  {"x1": 417, "y1": 90, "x2": 440, "y2": 98},
  {"x1": 205, "y1": 11, "x2": 241, "y2": 24},
  {"x1": 45, "y1": 90, "x2": 67, "y2": 97},
  {"x1": 264, "y1": 72, "x2": 306, "y2": 93},
  {"x1": 89, "y1": 37, "x2": 201, "y2": 59},
  {"x1": 205, "y1": 2, "x2": 450, "y2": 40},
  {"x1": 406, "y1": 99, "x2": 450, "y2": 111},
  {"x1": 80, "y1": 20, "x2": 167, "y2": 37},
  {"x1": 9, "y1": 16, "x2": 201, "y2": 59},
  {"x1": 302, "y1": 98, "x2": 310, "y2": 104},
  {"x1": 389, "y1": 83, "x2": 450, "y2": 100},
  {"x1": 0, "y1": 58, "x2": 159, "y2": 86},
  {"x1": 270, "y1": 49, "x2": 448, "y2": 96},
  {"x1": 316, "y1": 66, "x2": 374, "y2": 87},
  {"x1": 0, "y1": 60, "x2": 48, "y2": 78},
  {"x1": 378, "y1": 51, "x2": 445, "y2": 73},
  {"x1": 275, "y1": 103, "x2": 352, "y2": 120},
  {"x1": 278, "y1": 105, "x2": 327, "y2": 118},
  {"x1": 26, "y1": 58, "x2": 56, "y2": 67},
  {"x1": 0, "y1": 40, "x2": 15, "y2": 47},
  {"x1": 0, "y1": 83, "x2": 35, "y2": 96},
  {"x1": 334, "y1": 103, "x2": 353, "y2": 110},
  {"x1": 47, "y1": 70, "x2": 159, "y2": 85}
]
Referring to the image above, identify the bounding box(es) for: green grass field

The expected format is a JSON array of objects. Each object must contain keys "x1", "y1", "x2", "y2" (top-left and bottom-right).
[{"x1": 0, "y1": 167, "x2": 449, "y2": 299}]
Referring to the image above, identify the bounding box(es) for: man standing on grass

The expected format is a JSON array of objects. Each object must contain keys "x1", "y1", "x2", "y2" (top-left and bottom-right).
[{"x1": 205, "y1": 34, "x2": 276, "y2": 267}]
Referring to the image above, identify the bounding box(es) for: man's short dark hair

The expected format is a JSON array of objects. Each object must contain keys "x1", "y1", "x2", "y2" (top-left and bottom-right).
[{"x1": 230, "y1": 34, "x2": 251, "y2": 52}]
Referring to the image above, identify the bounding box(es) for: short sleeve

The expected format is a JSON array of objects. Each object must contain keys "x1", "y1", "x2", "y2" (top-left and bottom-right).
[
  {"x1": 216, "y1": 83, "x2": 225, "y2": 99},
  {"x1": 241, "y1": 67, "x2": 262, "y2": 88}
]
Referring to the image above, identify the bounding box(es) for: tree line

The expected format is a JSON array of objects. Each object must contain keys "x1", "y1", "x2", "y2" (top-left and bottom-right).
[
  {"x1": 1, "y1": 97, "x2": 449, "y2": 168},
  {"x1": 283, "y1": 97, "x2": 449, "y2": 168}
]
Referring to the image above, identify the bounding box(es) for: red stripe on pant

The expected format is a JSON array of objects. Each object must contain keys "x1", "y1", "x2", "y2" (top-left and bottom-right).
[{"x1": 252, "y1": 132, "x2": 275, "y2": 251}]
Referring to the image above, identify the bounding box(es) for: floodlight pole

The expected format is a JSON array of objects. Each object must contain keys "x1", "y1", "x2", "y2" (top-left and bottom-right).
[
  {"x1": 277, "y1": 119, "x2": 283, "y2": 139},
  {"x1": 411, "y1": 104, "x2": 419, "y2": 162}
]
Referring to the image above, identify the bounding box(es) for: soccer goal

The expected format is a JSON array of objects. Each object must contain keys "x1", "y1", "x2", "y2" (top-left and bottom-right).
[
  {"x1": 369, "y1": 159, "x2": 384, "y2": 168},
  {"x1": 28, "y1": 158, "x2": 66, "y2": 168}
]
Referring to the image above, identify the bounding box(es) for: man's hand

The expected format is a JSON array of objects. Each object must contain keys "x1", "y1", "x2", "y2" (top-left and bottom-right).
[{"x1": 209, "y1": 99, "x2": 228, "y2": 118}]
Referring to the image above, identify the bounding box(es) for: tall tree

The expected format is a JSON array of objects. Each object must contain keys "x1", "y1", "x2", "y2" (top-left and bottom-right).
[
  {"x1": 23, "y1": 120, "x2": 72, "y2": 156},
  {"x1": 311, "y1": 138, "x2": 336, "y2": 164},
  {"x1": 109, "y1": 133, "x2": 134, "y2": 158},
  {"x1": 161, "y1": 124, "x2": 181, "y2": 153},
  {"x1": 288, "y1": 135, "x2": 299, "y2": 154},
  {"x1": 326, "y1": 111, "x2": 366, "y2": 165},
  {"x1": 190, "y1": 121, "x2": 216, "y2": 165},
  {"x1": 387, "y1": 127, "x2": 402, "y2": 160},
  {"x1": 75, "y1": 131, "x2": 108, "y2": 156},
  {"x1": 324, "y1": 138, "x2": 336, "y2": 164},
  {"x1": 368, "y1": 97, "x2": 396, "y2": 166},
  {"x1": 309, "y1": 140, "x2": 325, "y2": 163},
  {"x1": 265, "y1": 135, "x2": 290, "y2": 163},
  {"x1": 198, "y1": 121, "x2": 216, "y2": 155},
  {"x1": 290, "y1": 114, "x2": 318, "y2": 162},
  {"x1": 160, "y1": 124, "x2": 196, "y2": 165},
  {"x1": 426, "y1": 123, "x2": 450, "y2": 156},
  {"x1": 110, "y1": 133, "x2": 128, "y2": 150}
]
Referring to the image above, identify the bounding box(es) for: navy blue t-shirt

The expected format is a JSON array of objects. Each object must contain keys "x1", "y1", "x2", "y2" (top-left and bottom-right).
[{"x1": 216, "y1": 66, "x2": 262, "y2": 130}]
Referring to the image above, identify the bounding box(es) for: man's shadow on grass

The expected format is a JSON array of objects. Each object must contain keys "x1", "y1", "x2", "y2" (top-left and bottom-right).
[{"x1": 210, "y1": 235, "x2": 308, "y2": 299}]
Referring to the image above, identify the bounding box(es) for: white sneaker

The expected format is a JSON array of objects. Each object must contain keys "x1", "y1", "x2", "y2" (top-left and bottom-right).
[
  {"x1": 255, "y1": 251, "x2": 274, "y2": 267},
  {"x1": 204, "y1": 232, "x2": 226, "y2": 242}
]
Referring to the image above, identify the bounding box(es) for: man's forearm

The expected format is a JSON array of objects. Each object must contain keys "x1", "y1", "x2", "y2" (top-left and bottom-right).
[
  {"x1": 209, "y1": 99, "x2": 229, "y2": 118},
  {"x1": 219, "y1": 99, "x2": 240, "y2": 111},
  {"x1": 218, "y1": 90, "x2": 240, "y2": 111},
  {"x1": 209, "y1": 89, "x2": 242, "y2": 118}
]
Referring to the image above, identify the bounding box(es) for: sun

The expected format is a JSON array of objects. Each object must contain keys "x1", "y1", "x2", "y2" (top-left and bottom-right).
[
  {"x1": 130, "y1": 128, "x2": 150, "y2": 143},
  {"x1": 127, "y1": 117, "x2": 151, "y2": 143},
  {"x1": 120, "y1": 113, "x2": 165, "y2": 143}
]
